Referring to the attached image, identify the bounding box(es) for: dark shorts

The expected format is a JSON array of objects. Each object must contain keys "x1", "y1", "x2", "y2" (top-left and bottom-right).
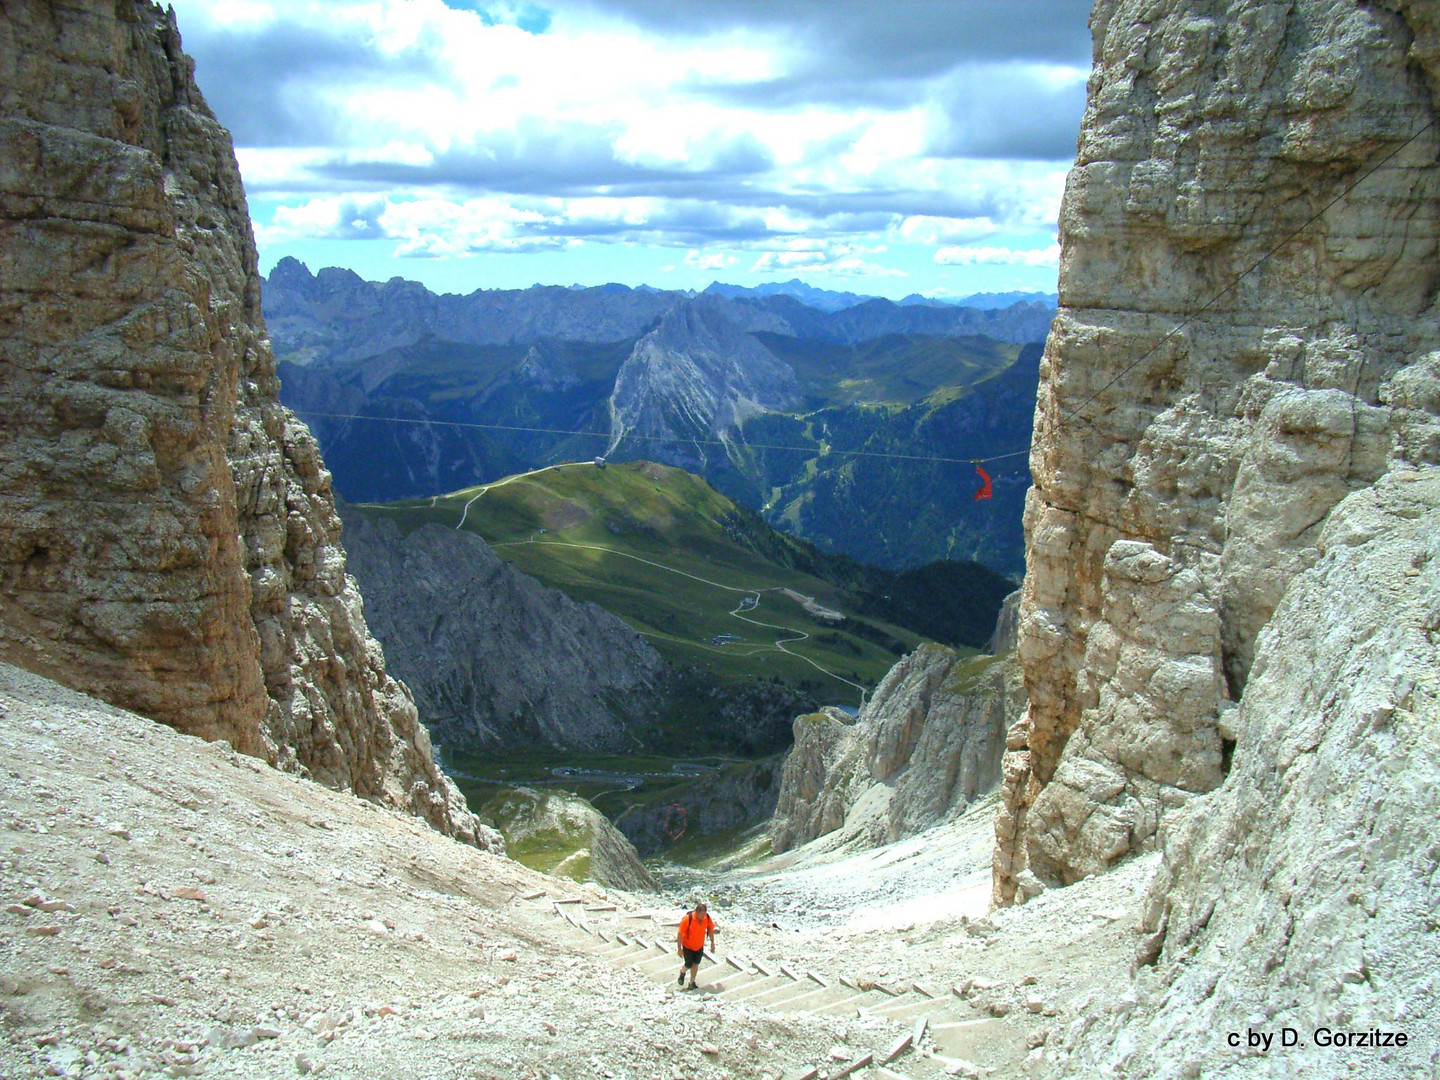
[{"x1": 682, "y1": 947, "x2": 705, "y2": 966}]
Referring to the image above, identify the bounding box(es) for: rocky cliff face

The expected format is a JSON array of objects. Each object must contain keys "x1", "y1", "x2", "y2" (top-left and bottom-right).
[
  {"x1": 1062, "y1": 470, "x2": 1440, "y2": 1077},
  {"x1": 608, "y1": 295, "x2": 801, "y2": 470},
  {"x1": 0, "y1": 1, "x2": 484, "y2": 846},
  {"x1": 996, "y1": 0, "x2": 1440, "y2": 905},
  {"x1": 770, "y1": 645, "x2": 1023, "y2": 854},
  {"x1": 480, "y1": 787, "x2": 655, "y2": 893},
  {"x1": 614, "y1": 756, "x2": 783, "y2": 856},
  {"x1": 337, "y1": 510, "x2": 666, "y2": 753}
]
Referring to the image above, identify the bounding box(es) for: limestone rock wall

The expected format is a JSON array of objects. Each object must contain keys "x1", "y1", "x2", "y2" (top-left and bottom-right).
[
  {"x1": 0, "y1": 1, "x2": 485, "y2": 846},
  {"x1": 997, "y1": 0, "x2": 1440, "y2": 903},
  {"x1": 1060, "y1": 468, "x2": 1440, "y2": 1076},
  {"x1": 770, "y1": 645, "x2": 1022, "y2": 854}
]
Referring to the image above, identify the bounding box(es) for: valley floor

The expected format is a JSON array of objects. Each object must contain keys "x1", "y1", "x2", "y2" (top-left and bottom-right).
[{"x1": 0, "y1": 663, "x2": 1150, "y2": 1080}]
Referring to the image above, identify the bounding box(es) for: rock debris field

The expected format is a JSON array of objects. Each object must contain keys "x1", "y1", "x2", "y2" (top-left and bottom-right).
[{"x1": 0, "y1": 662, "x2": 1149, "y2": 1079}]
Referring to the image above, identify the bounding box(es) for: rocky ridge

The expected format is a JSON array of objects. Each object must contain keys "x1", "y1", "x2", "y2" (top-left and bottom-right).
[
  {"x1": 996, "y1": 0, "x2": 1440, "y2": 903},
  {"x1": 337, "y1": 509, "x2": 666, "y2": 754},
  {"x1": 769, "y1": 644, "x2": 1024, "y2": 855},
  {"x1": 607, "y1": 295, "x2": 801, "y2": 471},
  {"x1": 263, "y1": 259, "x2": 681, "y2": 367},
  {"x1": 0, "y1": 1, "x2": 480, "y2": 844},
  {"x1": 480, "y1": 787, "x2": 656, "y2": 893}
]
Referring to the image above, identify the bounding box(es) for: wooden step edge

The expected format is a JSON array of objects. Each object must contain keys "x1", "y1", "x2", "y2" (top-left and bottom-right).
[{"x1": 827, "y1": 1052, "x2": 873, "y2": 1079}]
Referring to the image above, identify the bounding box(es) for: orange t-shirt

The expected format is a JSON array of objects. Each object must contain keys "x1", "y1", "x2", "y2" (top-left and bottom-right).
[{"x1": 678, "y1": 911, "x2": 714, "y2": 950}]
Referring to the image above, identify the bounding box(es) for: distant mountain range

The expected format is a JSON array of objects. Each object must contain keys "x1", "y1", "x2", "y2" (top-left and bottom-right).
[
  {"x1": 701, "y1": 278, "x2": 1057, "y2": 313},
  {"x1": 265, "y1": 259, "x2": 1052, "y2": 573}
]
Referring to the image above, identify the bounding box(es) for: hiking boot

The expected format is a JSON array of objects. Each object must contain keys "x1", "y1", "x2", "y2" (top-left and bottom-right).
[{"x1": 677, "y1": 971, "x2": 685, "y2": 986}]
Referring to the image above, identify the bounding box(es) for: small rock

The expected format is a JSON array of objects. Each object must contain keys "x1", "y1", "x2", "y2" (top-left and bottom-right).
[
  {"x1": 986, "y1": 1001, "x2": 1011, "y2": 1017},
  {"x1": 828, "y1": 1044, "x2": 852, "y2": 1060},
  {"x1": 376, "y1": 1005, "x2": 399, "y2": 1018},
  {"x1": 25, "y1": 925, "x2": 60, "y2": 937},
  {"x1": 945, "y1": 1059, "x2": 982, "y2": 1078},
  {"x1": 363, "y1": 919, "x2": 388, "y2": 936},
  {"x1": 295, "y1": 1053, "x2": 316, "y2": 1075},
  {"x1": 171, "y1": 887, "x2": 207, "y2": 903},
  {"x1": 1026, "y1": 996, "x2": 1046, "y2": 1013},
  {"x1": 5, "y1": 904, "x2": 32, "y2": 916},
  {"x1": 37, "y1": 900, "x2": 75, "y2": 913},
  {"x1": 105, "y1": 824, "x2": 131, "y2": 840},
  {"x1": 250, "y1": 917, "x2": 268, "y2": 930},
  {"x1": 541, "y1": 1021, "x2": 556, "y2": 1035},
  {"x1": 252, "y1": 1025, "x2": 282, "y2": 1040},
  {"x1": 700, "y1": 1044, "x2": 720, "y2": 1056},
  {"x1": 499, "y1": 951, "x2": 517, "y2": 962}
]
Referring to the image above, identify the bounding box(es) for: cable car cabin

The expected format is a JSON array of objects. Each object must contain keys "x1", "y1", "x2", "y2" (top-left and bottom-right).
[{"x1": 593, "y1": 456, "x2": 607, "y2": 469}]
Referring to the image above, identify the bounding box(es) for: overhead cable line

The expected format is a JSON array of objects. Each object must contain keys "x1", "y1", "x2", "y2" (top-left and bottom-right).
[{"x1": 290, "y1": 409, "x2": 1011, "y2": 468}]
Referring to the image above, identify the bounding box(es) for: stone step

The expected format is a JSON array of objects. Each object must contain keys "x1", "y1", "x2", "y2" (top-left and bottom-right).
[
  {"x1": 703, "y1": 970, "x2": 769, "y2": 996},
  {"x1": 590, "y1": 944, "x2": 648, "y2": 961},
  {"x1": 716, "y1": 972, "x2": 792, "y2": 1002},
  {"x1": 770, "y1": 982, "x2": 859, "y2": 1014},
  {"x1": 866, "y1": 994, "x2": 942, "y2": 1023},
  {"x1": 804, "y1": 987, "x2": 892, "y2": 1017},
  {"x1": 742, "y1": 976, "x2": 827, "y2": 1009},
  {"x1": 707, "y1": 966, "x2": 773, "y2": 994},
  {"x1": 628, "y1": 949, "x2": 683, "y2": 976},
  {"x1": 599, "y1": 943, "x2": 655, "y2": 966}
]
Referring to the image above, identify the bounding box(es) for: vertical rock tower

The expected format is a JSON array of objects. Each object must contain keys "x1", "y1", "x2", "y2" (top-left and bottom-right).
[
  {"x1": 997, "y1": 0, "x2": 1439, "y2": 903},
  {"x1": 0, "y1": 1, "x2": 483, "y2": 845}
]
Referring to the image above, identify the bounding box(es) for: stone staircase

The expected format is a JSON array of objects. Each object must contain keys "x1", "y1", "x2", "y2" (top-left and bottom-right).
[{"x1": 513, "y1": 890, "x2": 1011, "y2": 1079}]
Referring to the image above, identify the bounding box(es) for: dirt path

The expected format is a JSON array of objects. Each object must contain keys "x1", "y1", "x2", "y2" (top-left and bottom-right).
[
  {"x1": 0, "y1": 662, "x2": 1149, "y2": 1079},
  {"x1": 453, "y1": 462, "x2": 586, "y2": 531}
]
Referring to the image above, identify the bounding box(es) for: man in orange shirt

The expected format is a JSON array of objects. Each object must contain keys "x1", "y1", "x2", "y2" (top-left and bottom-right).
[{"x1": 676, "y1": 900, "x2": 716, "y2": 990}]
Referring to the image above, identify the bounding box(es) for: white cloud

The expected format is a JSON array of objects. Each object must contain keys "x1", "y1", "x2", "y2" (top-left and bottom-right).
[
  {"x1": 171, "y1": 0, "x2": 1083, "y2": 291},
  {"x1": 895, "y1": 215, "x2": 997, "y2": 245},
  {"x1": 934, "y1": 243, "x2": 1062, "y2": 266},
  {"x1": 748, "y1": 239, "x2": 906, "y2": 278},
  {"x1": 685, "y1": 250, "x2": 740, "y2": 270}
]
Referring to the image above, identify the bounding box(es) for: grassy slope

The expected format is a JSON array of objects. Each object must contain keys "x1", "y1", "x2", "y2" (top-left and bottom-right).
[
  {"x1": 356, "y1": 460, "x2": 924, "y2": 698},
  {"x1": 754, "y1": 331, "x2": 1018, "y2": 407}
]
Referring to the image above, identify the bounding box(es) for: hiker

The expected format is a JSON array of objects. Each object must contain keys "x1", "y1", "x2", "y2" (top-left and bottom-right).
[{"x1": 676, "y1": 900, "x2": 716, "y2": 989}]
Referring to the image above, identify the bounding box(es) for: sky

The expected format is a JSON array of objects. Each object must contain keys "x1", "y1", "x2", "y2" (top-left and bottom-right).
[{"x1": 167, "y1": 0, "x2": 1092, "y2": 300}]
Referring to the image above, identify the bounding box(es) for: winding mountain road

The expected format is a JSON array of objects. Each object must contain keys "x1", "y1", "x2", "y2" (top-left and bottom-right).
[
  {"x1": 489, "y1": 537, "x2": 868, "y2": 699},
  {"x1": 453, "y1": 461, "x2": 584, "y2": 530}
]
